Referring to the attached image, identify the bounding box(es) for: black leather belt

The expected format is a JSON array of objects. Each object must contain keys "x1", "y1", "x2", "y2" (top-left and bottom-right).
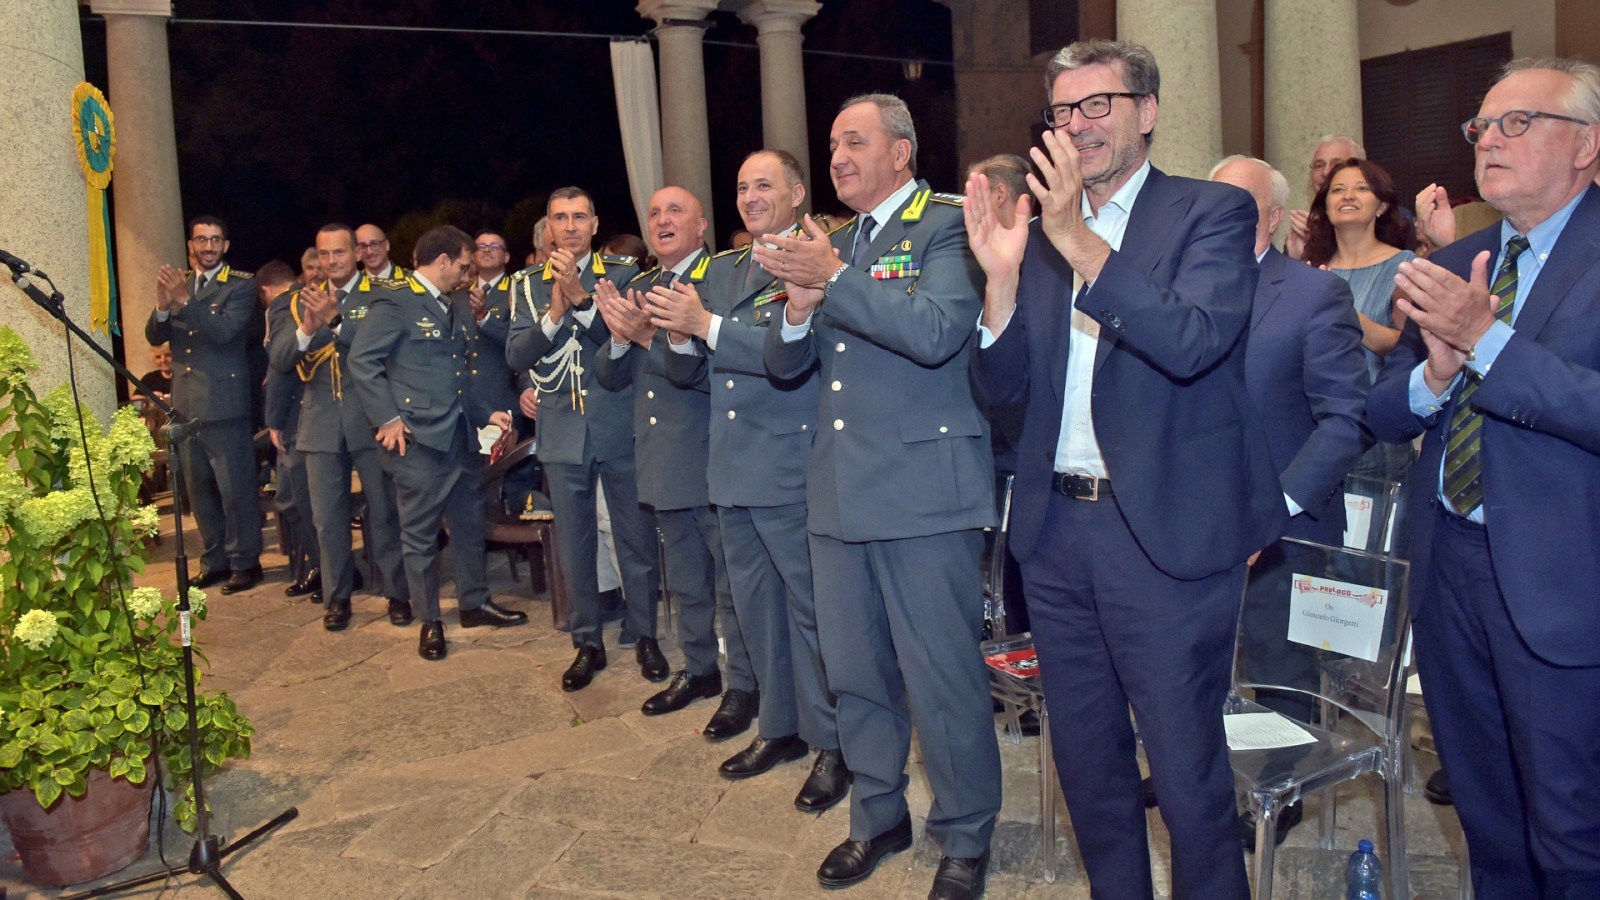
[{"x1": 1052, "y1": 472, "x2": 1112, "y2": 501}]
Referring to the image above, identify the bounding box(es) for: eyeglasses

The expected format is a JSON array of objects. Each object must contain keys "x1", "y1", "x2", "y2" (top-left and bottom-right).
[
  {"x1": 355, "y1": 240, "x2": 387, "y2": 251},
  {"x1": 476, "y1": 242, "x2": 506, "y2": 252},
  {"x1": 1461, "y1": 109, "x2": 1592, "y2": 144},
  {"x1": 189, "y1": 235, "x2": 225, "y2": 245},
  {"x1": 1042, "y1": 92, "x2": 1147, "y2": 129}
]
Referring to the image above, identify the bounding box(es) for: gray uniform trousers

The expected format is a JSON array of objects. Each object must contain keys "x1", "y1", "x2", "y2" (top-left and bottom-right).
[
  {"x1": 811, "y1": 529, "x2": 997, "y2": 858},
  {"x1": 380, "y1": 418, "x2": 491, "y2": 622},
  {"x1": 654, "y1": 504, "x2": 751, "y2": 686},
  {"x1": 544, "y1": 456, "x2": 660, "y2": 648},
  {"x1": 305, "y1": 446, "x2": 407, "y2": 605},
  {"x1": 274, "y1": 444, "x2": 319, "y2": 580},
  {"x1": 179, "y1": 417, "x2": 262, "y2": 571},
  {"x1": 718, "y1": 502, "x2": 833, "y2": 744}
]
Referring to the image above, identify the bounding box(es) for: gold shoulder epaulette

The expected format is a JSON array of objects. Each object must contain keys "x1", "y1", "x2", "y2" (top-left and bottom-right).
[
  {"x1": 713, "y1": 247, "x2": 743, "y2": 258},
  {"x1": 930, "y1": 192, "x2": 965, "y2": 206},
  {"x1": 229, "y1": 269, "x2": 255, "y2": 279},
  {"x1": 828, "y1": 218, "x2": 856, "y2": 236},
  {"x1": 370, "y1": 276, "x2": 406, "y2": 289},
  {"x1": 601, "y1": 254, "x2": 637, "y2": 266},
  {"x1": 629, "y1": 267, "x2": 660, "y2": 285}
]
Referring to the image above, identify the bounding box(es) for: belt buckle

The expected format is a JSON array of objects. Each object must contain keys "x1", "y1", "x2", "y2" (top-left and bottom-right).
[{"x1": 1082, "y1": 477, "x2": 1100, "y2": 502}]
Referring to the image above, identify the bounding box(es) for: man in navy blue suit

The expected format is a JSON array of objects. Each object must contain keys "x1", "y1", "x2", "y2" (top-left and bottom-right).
[
  {"x1": 967, "y1": 40, "x2": 1285, "y2": 899},
  {"x1": 1368, "y1": 58, "x2": 1600, "y2": 897},
  {"x1": 1211, "y1": 154, "x2": 1373, "y2": 847}
]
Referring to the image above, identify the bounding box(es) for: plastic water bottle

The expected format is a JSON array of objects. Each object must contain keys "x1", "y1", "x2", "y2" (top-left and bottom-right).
[{"x1": 1345, "y1": 839, "x2": 1382, "y2": 899}]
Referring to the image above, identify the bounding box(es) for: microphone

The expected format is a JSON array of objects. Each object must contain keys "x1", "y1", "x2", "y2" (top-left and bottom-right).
[{"x1": 0, "y1": 248, "x2": 35, "y2": 275}]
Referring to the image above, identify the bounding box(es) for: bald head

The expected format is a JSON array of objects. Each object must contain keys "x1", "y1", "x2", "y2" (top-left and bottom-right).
[
  {"x1": 1210, "y1": 156, "x2": 1287, "y2": 256},
  {"x1": 355, "y1": 223, "x2": 393, "y2": 274},
  {"x1": 646, "y1": 186, "x2": 708, "y2": 271}
]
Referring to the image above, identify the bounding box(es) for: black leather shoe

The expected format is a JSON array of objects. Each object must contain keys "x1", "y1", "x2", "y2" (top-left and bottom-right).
[
  {"x1": 928, "y1": 853, "x2": 989, "y2": 900},
  {"x1": 702, "y1": 689, "x2": 759, "y2": 741},
  {"x1": 636, "y1": 637, "x2": 669, "y2": 682},
  {"x1": 220, "y1": 564, "x2": 264, "y2": 595},
  {"x1": 418, "y1": 620, "x2": 446, "y2": 660},
  {"x1": 1240, "y1": 800, "x2": 1302, "y2": 852},
  {"x1": 459, "y1": 599, "x2": 528, "y2": 628},
  {"x1": 795, "y1": 749, "x2": 852, "y2": 812},
  {"x1": 1423, "y1": 768, "x2": 1452, "y2": 806},
  {"x1": 641, "y1": 670, "x2": 722, "y2": 716},
  {"x1": 816, "y1": 812, "x2": 913, "y2": 888},
  {"x1": 562, "y1": 646, "x2": 606, "y2": 692},
  {"x1": 719, "y1": 734, "x2": 808, "y2": 779},
  {"x1": 323, "y1": 597, "x2": 352, "y2": 631},
  {"x1": 387, "y1": 597, "x2": 413, "y2": 627},
  {"x1": 192, "y1": 568, "x2": 229, "y2": 589},
  {"x1": 285, "y1": 567, "x2": 321, "y2": 598}
]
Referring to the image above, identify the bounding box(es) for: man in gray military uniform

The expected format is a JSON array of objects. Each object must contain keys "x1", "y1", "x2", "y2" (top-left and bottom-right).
[
  {"x1": 593, "y1": 186, "x2": 756, "y2": 727},
  {"x1": 268, "y1": 223, "x2": 410, "y2": 631},
  {"x1": 451, "y1": 232, "x2": 531, "y2": 509},
  {"x1": 504, "y1": 187, "x2": 664, "y2": 690},
  {"x1": 149, "y1": 215, "x2": 264, "y2": 594},
  {"x1": 347, "y1": 225, "x2": 526, "y2": 660},
  {"x1": 649, "y1": 150, "x2": 847, "y2": 812},
  {"x1": 759, "y1": 95, "x2": 1001, "y2": 900},
  {"x1": 355, "y1": 223, "x2": 408, "y2": 281}
]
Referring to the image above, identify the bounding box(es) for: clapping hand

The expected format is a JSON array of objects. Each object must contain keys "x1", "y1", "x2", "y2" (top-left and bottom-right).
[{"x1": 593, "y1": 278, "x2": 655, "y2": 347}]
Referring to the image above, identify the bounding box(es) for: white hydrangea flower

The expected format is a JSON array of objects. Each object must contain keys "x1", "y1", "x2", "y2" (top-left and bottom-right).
[
  {"x1": 126, "y1": 586, "x2": 164, "y2": 620},
  {"x1": 13, "y1": 609, "x2": 59, "y2": 651}
]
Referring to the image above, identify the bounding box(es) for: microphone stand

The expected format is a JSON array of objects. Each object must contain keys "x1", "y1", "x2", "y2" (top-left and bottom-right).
[{"x1": 8, "y1": 265, "x2": 297, "y2": 899}]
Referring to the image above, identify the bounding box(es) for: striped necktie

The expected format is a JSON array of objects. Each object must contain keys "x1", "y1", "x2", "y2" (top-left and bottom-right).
[{"x1": 1441, "y1": 235, "x2": 1530, "y2": 515}]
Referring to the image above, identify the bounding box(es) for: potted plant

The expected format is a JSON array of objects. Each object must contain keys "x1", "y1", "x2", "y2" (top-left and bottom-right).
[{"x1": 0, "y1": 327, "x2": 253, "y2": 886}]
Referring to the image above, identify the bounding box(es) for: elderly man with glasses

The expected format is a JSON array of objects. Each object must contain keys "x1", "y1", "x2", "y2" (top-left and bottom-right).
[{"x1": 1368, "y1": 57, "x2": 1600, "y2": 897}]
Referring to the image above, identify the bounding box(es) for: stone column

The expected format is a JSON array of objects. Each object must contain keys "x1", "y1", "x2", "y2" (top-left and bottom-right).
[
  {"x1": 1265, "y1": 0, "x2": 1361, "y2": 214},
  {"x1": 637, "y1": 0, "x2": 720, "y2": 247},
  {"x1": 737, "y1": 0, "x2": 821, "y2": 214},
  {"x1": 1117, "y1": 0, "x2": 1223, "y2": 180},
  {"x1": 92, "y1": 0, "x2": 186, "y2": 383},
  {"x1": 0, "y1": 0, "x2": 116, "y2": 420}
]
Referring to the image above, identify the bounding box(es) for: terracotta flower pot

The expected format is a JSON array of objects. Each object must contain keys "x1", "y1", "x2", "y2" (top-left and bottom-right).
[{"x1": 0, "y1": 769, "x2": 154, "y2": 886}]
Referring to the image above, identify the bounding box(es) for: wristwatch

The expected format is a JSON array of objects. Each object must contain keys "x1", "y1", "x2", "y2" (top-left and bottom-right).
[{"x1": 823, "y1": 263, "x2": 849, "y2": 296}]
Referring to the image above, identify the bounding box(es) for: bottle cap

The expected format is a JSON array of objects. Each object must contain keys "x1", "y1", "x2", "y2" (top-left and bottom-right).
[{"x1": 1358, "y1": 839, "x2": 1374, "y2": 853}]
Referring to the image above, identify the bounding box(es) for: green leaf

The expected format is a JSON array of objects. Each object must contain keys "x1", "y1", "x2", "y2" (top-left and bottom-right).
[
  {"x1": 0, "y1": 742, "x2": 24, "y2": 767},
  {"x1": 19, "y1": 689, "x2": 45, "y2": 710},
  {"x1": 109, "y1": 756, "x2": 128, "y2": 779},
  {"x1": 36, "y1": 778, "x2": 61, "y2": 808},
  {"x1": 122, "y1": 709, "x2": 150, "y2": 734},
  {"x1": 115, "y1": 698, "x2": 136, "y2": 720},
  {"x1": 94, "y1": 609, "x2": 110, "y2": 630},
  {"x1": 51, "y1": 766, "x2": 76, "y2": 786}
]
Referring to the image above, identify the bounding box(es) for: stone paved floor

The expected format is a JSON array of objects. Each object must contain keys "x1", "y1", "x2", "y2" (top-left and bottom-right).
[{"x1": 0, "y1": 513, "x2": 1469, "y2": 898}]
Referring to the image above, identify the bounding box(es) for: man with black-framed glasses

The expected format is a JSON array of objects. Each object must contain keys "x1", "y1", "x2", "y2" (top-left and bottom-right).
[
  {"x1": 1369, "y1": 57, "x2": 1600, "y2": 898},
  {"x1": 149, "y1": 215, "x2": 266, "y2": 595},
  {"x1": 355, "y1": 223, "x2": 407, "y2": 281},
  {"x1": 968, "y1": 38, "x2": 1280, "y2": 899}
]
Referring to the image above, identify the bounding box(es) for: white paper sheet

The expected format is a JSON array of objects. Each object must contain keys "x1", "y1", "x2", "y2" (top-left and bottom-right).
[{"x1": 1224, "y1": 712, "x2": 1317, "y2": 750}]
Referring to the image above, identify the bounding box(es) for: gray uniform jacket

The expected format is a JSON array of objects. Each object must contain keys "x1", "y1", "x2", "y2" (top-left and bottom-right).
[
  {"x1": 266, "y1": 274, "x2": 386, "y2": 454},
  {"x1": 664, "y1": 243, "x2": 817, "y2": 509},
  {"x1": 765, "y1": 182, "x2": 997, "y2": 541},
  {"x1": 504, "y1": 254, "x2": 640, "y2": 466},
  {"x1": 145, "y1": 264, "x2": 256, "y2": 423},
  {"x1": 449, "y1": 274, "x2": 519, "y2": 419},
  {"x1": 594, "y1": 251, "x2": 713, "y2": 512},
  {"x1": 345, "y1": 275, "x2": 494, "y2": 451}
]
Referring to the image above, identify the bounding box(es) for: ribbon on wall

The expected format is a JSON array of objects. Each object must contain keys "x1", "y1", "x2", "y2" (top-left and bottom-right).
[{"x1": 71, "y1": 83, "x2": 118, "y2": 336}]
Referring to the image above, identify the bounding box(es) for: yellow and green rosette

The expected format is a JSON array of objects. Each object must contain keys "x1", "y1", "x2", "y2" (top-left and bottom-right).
[{"x1": 72, "y1": 82, "x2": 118, "y2": 335}]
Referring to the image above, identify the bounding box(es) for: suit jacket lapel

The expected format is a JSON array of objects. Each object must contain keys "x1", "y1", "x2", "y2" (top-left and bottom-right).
[
  {"x1": 1511, "y1": 185, "x2": 1600, "y2": 340},
  {"x1": 732, "y1": 250, "x2": 776, "y2": 314},
  {"x1": 1091, "y1": 167, "x2": 1184, "y2": 375}
]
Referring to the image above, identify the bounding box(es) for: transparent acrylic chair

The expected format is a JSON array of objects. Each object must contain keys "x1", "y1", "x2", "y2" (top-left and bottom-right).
[{"x1": 1227, "y1": 536, "x2": 1411, "y2": 900}]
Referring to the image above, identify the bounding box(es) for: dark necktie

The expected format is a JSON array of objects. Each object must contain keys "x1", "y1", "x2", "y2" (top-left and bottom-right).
[
  {"x1": 852, "y1": 215, "x2": 876, "y2": 267},
  {"x1": 335, "y1": 288, "x2": 348, "y2": 304},
  {"x1": 193, "y1": 273, "x2": 207, "y2": 297},
  {"x1": 1441, "y1": 235, "x2": 1530, "y2": 515}
]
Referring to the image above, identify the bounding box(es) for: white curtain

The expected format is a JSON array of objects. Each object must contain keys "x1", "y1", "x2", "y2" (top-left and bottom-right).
[{"x1": 610, "y1": 40, "x2": 664, "y2": 235}]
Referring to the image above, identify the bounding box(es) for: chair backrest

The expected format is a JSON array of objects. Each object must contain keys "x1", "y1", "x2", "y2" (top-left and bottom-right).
[
  {"x1": 1340, "y1": 475, "x2": 1407, "y2": 558},
  {"x1": 1231, "y1": 537, "x2": 1412, "y2": 740}
]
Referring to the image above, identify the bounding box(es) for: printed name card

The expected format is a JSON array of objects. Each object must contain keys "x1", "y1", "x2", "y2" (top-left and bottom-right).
[
  {"x1": 1286, "y1": 573, "x2": 1387, "y2": 662},
  {"x1": 1342, "y1": 492, "x2": 1374, "y2": 549}
]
